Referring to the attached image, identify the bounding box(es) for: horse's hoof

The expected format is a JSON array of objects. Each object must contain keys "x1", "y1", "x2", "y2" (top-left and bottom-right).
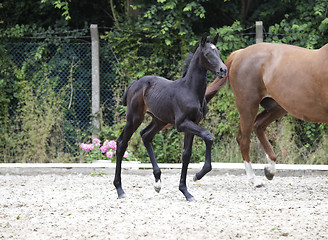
[
  {"x1": 154, "y1": 180, "x2": 161, "y2": 193},
  {"x1": 264, "y1": 167, "x2": 275, "y2": 180},
  {"x1": 255, "y1": 182, "x2": 265, "y2": 188},
  {"x1": 251, "y1": 178, "x2": 265, "y2": 188},
  {"x1": 187, "y1": 196, "x2": 196, "y2": 202},
  {"x1": 154, "y1": 186, "x2": 161, "y2": 193},
  {"x1": 193, "y1": 175, "x2": 199, "y2": 182},
  {"x1": 118, "y1": 193, "x2": 126, "y2": 199}
]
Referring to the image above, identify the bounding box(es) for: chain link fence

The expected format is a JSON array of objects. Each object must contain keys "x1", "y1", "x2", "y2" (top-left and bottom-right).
[
  {"x1": 1, "y1": 40, "x2": 119, "y2": 160},
  {"x1": 0, "y1": 23, "x2": 263, "y2": 163}
]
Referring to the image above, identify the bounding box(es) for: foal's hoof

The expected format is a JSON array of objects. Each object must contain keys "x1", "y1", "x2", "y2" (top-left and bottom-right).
[
  {"x1": 154, "y1": 180, "x2": 161, "y2": 193},
  {"x1": 193, "y1": 175, "x2": 199, "y2": 182},
  {"x1": 184, "y1": 192, "x2": 196, "y2": 202},
  {"x1": 118, "y1": 193, "x2": 126, "y2": 199},
  {"x1": 264, "y1": 167, "x2": 275, "y2": 180},
  {"x1": 187, "y1": 196, "x2": 196, "y2": 202},
  {"x1": 116, "y1": 188, "x2": 126, "y2": 199}
]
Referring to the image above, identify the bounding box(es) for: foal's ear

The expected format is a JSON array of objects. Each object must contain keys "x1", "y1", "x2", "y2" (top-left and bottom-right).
[
  {"x1": 201, "y1": 32, "x2": 207, "y2": 47},
  {"x1": 212, "y1": 33, "x2": 219, "y2": 45}
]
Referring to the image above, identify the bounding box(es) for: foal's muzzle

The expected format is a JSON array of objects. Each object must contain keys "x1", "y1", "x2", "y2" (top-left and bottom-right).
[{"x1": 216, "y1": 66, "x2": 227, "y2": 79}]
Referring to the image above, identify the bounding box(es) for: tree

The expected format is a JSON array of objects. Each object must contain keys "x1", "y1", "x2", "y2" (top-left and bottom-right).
[
  {"x1": 104, "y1": 0, "x2": 208, "y2": 82},
  {"x1": 267, "y1": 0, "x2": 328, "y2": 49}
]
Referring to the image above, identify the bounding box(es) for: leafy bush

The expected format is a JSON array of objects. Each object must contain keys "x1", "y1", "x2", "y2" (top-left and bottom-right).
[
  {"x1": 266, "y1": 0, "x2": 328, "y2": 49},
  {"x1": 0, "y1": 41, "x2": 86, "y2": 163},
  {"x1": 0, "y1": 51, "x2": 69, "y2": 162}
]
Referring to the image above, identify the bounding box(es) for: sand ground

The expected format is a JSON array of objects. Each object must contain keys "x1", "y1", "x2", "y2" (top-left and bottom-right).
[{"x1": 0, "y1": 169, "x2": 328, "y2": 239}]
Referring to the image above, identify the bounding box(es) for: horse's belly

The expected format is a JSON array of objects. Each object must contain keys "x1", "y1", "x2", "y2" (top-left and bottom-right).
[
  {"x1": 146, "y1": 104, "x2": 175, "y2": 124},
  {"x1": 282, "y1": 104, "x2": 328, "y2": 123},
  {"x1": 266, "y1": 74, "x2": 328, "y2": 123}
]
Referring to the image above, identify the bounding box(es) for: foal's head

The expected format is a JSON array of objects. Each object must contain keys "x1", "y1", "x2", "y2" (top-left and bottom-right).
[{"x1": 199, "y1": 33, "x2": 227, "y2": 79}]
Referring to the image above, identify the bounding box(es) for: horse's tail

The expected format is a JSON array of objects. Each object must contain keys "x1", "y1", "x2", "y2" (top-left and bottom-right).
[
  {"x1": 205, "y1": 49, "x2": 242, "y2": 103},
  {"x1": 122, "y1": 80, "x2": 137, "y2": 106}
]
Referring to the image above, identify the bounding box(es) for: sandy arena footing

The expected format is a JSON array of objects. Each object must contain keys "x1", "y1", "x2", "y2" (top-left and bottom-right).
[{"x1": 0, "y1": 163, "x2": 328, "y2": 239}]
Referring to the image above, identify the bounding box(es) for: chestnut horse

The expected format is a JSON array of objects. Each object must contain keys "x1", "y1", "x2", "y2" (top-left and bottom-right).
[
  {"x1": 206, "y1": 42, "x2": 328, "y2": 186},
  {"x1": 114, "y1": 33, "x2": 227, "y2": 201}
]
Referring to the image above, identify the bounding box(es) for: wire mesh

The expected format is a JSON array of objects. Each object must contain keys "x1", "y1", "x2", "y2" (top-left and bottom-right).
[{"x1": 1, "y1": 41, "x2": 117, "y2": 156}]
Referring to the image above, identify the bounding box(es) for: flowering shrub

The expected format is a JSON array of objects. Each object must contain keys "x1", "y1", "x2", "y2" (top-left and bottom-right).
[
  {"x1": 80, "y1": 143, "x2": 94, "y2": 152},
  {"x1": 80, "y1": 138, "x2": 129, "y2": 162}
]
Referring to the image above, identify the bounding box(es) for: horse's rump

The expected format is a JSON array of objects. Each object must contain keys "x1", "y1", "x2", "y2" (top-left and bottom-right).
[
  {"x1": 232, "y1": 43, "x2": 328, "y2": 122},
  {"x1": 122, "y1": 80, "x2": 137, "y2": 106}
]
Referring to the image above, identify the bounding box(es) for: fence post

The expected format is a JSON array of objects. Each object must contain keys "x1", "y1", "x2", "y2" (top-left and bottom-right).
[
  {"x1": 90, "y1": 24, "x2": 100, "y2": 136},
  {"x1": 256, "y1": 21, "x2": 263, "y2": 43}
]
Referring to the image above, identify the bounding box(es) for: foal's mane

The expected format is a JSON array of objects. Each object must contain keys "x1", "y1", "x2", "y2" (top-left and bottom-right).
[{"x1": 181, "y1": 52, "x2": 194, "y2": 78}]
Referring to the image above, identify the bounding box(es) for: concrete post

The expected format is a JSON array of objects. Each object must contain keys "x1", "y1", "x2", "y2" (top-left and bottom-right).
[
  {"x1": 90, "y1": 24, "x2": 100, "y2": 135},
  {"x1": 256, "y1": 21, "x2": 263, "y2": 43}
]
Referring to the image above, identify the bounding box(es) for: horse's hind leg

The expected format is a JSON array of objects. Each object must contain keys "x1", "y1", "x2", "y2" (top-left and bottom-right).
[
  {"x1": 140, "y1": 119, "x2": 165, "y2": 193},
  {"x1": 253, "y1": 106, "x2": 287, "y2": 180},
  {"x1": 114, "y1": 96, "x2": 145, "y2": 199},
  {"x1": 114, "y1": 125, "x2": 132, "y2": 198},
  {"x1": 179, "y1": 132, "x2": 195, "y2": 201},
  {"x1": 114, "y1": 120, "x2": 142, "y2": 198}
]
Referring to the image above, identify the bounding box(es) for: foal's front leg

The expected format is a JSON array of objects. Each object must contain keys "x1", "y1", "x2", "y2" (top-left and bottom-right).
[
  {"x1": 177, "y1": 119, "x2": 213, "y2": 181},
  {"x1": 179, "y1": 132, "x2": 195, "y2": 201}
]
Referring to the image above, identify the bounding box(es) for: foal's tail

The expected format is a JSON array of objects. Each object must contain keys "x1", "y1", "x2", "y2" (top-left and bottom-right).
[
  {"x1": 205, "y1": 49, "x2": 241, "y2": 103},
  {"x1": 122, "y1": 80, "x2": 137, "y2": 106}
]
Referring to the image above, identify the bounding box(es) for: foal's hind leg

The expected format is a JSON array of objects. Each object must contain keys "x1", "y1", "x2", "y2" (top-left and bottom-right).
[
  {"x1": 114, "y1": 97, "x2": 145, "y2": 199},
  {"x1": 253, "y1": 106, "x2": 287, "y2": 180},
  {"x1": 140, "y1": 119, "x2": 165, "y2": 193},
  {"x1": 114, "y1": 119, "x2": 143, "y2": 198}
]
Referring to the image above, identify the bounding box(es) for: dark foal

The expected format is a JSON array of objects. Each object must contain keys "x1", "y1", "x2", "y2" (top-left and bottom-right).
[{"x1": 113, "y1": 33, "x2": 227, "y2": 201}]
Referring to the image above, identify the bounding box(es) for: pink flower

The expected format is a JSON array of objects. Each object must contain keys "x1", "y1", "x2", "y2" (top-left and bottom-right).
[
  {"x1": 106, "y1": 150, "x2": 114, "y2": 158},
  {"x1": 108, "y1": 140, "x2": 117, "y2": 150},
  {"x1": 101, "y1": 141, "x2": 110, "y2": 153},
  {"x1": 100, "y1": 140, "x2": 117, "y2": 154},
  {"x1": 111, "y1": 150, "x2": 128, "y2": 158},
  {"x1": 93, "y1": 138, "x2": 101, "y2": 147},
  {"x1": 80, "y1": 143, "x2": 94, "y2": 152},
  {"x1": 100, "y1": 145, "x2": 107, "y2": 153}
]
